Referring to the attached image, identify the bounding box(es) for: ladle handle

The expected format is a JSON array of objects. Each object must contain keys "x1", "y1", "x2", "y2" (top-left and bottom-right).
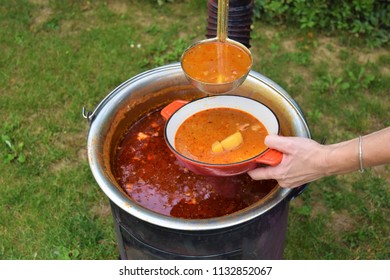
[{"x1": 217, "y1": 0, "x2": 229, "y2": 42}]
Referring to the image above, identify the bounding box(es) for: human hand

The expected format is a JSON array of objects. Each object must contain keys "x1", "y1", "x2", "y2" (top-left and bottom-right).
[{"x1": 248, "y1": 135, "x2": 330, "y2": 188}]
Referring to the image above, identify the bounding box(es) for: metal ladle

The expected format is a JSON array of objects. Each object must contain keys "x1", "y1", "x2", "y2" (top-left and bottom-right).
[{"x1": 181, "y1": 0, "x2": 253, "y2": 94}]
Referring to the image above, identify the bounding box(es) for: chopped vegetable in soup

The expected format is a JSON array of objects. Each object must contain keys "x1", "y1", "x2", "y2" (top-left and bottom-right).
[
  {"x1": 175, "y1": 108, "x2": 268, "y2": 164},
  {"x1": 219, "y1": 131, "x2": 244, "y2": 151}
]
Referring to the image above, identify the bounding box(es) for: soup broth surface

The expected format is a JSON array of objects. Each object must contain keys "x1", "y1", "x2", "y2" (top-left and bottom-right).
[
  {"x1": 175, "y1": 107, "x2": 268, "y2": 164},
  {"x1": 182, "y1": 41, "x2": 251, "y2": 84},
  {"x1": 113, "y1": 109, "x2": 277, "y2": 219}
]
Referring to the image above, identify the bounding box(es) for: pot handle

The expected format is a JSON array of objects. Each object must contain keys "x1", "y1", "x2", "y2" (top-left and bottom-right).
[
  {"x1": 254, "y1": 148, "x2": 283, "y2": 166},
  {"x1": 288, "y1": 183, "x2": 309, "y2": 201},
  {"x1": 160, "y1": 100, "x2": 188, "y2": 120},
  {"x1": 82, "y1": 107, "x2": 94, "y2": 126}
]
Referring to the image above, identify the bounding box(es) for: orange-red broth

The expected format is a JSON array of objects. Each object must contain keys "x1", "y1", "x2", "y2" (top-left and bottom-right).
[
  {"x1": 181, "y1": 41, "x2": 251, "y2": 84},
  {"x1": 175, "y1": 108, "x2": 268, "y2": 164},
  {"x1": 113, "y1": 109, "x2": 277, "y2": 219}
]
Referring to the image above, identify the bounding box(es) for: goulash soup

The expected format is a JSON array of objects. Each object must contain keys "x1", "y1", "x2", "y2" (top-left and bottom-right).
[
  {"x1": 182, "y1": 41, "x2": 251, "y2": 84},
  {"x1": 175, "y1": 107, "x2": 268, "y2": 164},
  {"x1": 113, "y1": 109, "x2": 277, "y2": 219}
]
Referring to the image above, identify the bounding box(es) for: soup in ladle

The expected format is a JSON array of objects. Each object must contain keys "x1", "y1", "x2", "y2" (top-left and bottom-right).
[{"x1": 181, "y1": 40, "x2": 252, "y2": 84}]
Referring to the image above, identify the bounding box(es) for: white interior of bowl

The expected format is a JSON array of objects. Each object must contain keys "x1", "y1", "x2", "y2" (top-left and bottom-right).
[{"x1": 166, "y1": 95, "x2": 280, "y2": 147}]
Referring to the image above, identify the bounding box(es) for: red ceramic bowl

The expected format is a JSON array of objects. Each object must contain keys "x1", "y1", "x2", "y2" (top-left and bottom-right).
[{"x1": 161, "y1": 95, "x2": 283, "y2": 176}]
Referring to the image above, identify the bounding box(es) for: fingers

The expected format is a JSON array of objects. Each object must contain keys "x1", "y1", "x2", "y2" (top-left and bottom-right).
[
  {"x1": 247, "y1": 135, "x2": 288, "y2": 181},
  {"x1": 247, "y1": 166, "x2": 275, "y2": 181},
  {"x1": 248, "y1": 167, "x2": 303, "y2": 189}
]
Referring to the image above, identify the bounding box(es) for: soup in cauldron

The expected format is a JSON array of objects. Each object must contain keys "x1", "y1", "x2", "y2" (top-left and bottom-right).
[{"x1": 113, "y1": 109, "x2": 277, "y2": 219}]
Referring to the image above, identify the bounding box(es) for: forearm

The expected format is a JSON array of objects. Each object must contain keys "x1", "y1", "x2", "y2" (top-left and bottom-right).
[
  {"x1": 248, "y1": 128, "x2": 390, "y2": 188},
  {"x1": 325, "y1": 127, "x2": 390, "y2": 176}
]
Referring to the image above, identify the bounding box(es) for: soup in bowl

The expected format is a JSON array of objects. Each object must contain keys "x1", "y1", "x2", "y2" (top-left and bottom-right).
[{"x1": 161, "y1": 95, "x2": 282, "y2": 176}]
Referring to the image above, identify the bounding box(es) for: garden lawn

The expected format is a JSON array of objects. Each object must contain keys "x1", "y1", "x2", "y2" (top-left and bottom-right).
[{"x1": 0, "y1": 0, "x2": 389, "y2": 259}]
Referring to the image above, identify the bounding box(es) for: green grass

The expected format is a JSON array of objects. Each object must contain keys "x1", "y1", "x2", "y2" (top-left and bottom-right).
[{"x1": 1, "y1": 0, "x2": 389, "y2": 260}]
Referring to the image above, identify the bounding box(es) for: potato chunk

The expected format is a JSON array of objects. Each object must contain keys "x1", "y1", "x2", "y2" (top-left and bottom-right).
[
  {"x1": 212, "y1": 141, "x2": 224, "y2": 153},
  {"x1": 220, "y1": 131, "x2": 243, "y2": 151}
]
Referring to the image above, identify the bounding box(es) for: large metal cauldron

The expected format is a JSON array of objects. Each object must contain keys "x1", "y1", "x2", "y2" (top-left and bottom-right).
[{"x1": 85, "y1": 63, "x2": 311, "y2": 259}]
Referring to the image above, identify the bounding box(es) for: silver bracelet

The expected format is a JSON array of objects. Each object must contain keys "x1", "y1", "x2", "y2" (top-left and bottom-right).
[{"x1": 358, "y1": 135, "x2": 364, "y2": 173}]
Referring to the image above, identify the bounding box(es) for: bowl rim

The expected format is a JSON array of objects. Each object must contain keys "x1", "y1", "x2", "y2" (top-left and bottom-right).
[{"x1": 164, "y1": 94, "x2": 281, "y2": 166}]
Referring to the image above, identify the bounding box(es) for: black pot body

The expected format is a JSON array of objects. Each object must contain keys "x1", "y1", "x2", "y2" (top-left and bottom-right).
[{"x1": 110, "y1": 198, "x2": 290, "y2": 260}]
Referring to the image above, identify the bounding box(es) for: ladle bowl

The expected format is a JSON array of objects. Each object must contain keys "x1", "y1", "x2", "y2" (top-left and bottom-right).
[{"x1": 180, "y1": 37, "x2": 252, "y2": 94}]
